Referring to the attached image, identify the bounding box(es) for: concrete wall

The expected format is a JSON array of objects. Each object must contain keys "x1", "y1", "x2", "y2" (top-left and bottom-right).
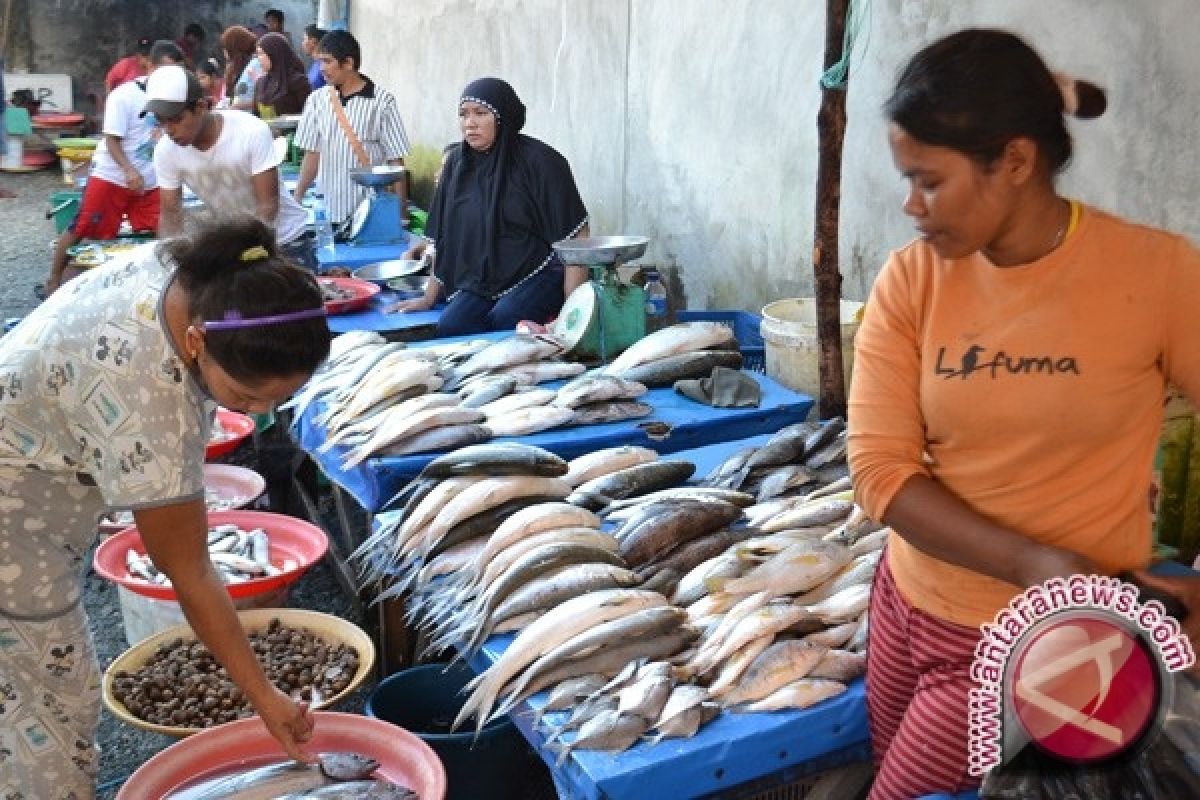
[
  {"x1": 5, "y1": 0, "x2": 317, "y2": 114},
  {"x1": 352, "y1": 0, "x2": 1200, "y2": 312}
]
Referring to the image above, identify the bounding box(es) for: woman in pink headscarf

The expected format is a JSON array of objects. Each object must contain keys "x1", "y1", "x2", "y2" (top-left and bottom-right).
[{"x1": 253, "y1": 32, "x2": 310, "y2": 118}]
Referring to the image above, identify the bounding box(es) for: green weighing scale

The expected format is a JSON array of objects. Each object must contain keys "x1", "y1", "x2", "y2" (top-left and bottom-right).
[{"x1": 552, "y1": 235, "x2": 651, "y2": 365}]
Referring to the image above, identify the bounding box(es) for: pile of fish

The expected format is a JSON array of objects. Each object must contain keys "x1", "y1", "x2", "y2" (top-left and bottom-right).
[
  {"x1": 602, "y1": 321, "x2": 743, "y2": 387},
  {"x1": 352, "y1": 422, "x2": 884, "y2": 759},
  {"x1": 168, "y1": 752, "x2": 418, "y2": 799},
  {"x1": 287, "y1": 332, "x2": 657, "y2": 468},
  {"x1": 125, "y1": 523, "x2": 292, "y2": 587}
]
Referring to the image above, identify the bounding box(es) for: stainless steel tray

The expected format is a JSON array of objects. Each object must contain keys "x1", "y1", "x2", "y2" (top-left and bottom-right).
[{"x1": 552, "y1": 235, "x2": 649, "y2": 265}]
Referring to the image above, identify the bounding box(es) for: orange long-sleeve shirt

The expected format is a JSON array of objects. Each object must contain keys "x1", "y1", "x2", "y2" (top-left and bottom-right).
[{"x1": 848, "y1": 205, "x2": 1200, "y2": 628}]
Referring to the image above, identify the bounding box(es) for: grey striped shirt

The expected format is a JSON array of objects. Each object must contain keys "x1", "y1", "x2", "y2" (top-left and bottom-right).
[{"x1": 294, "y1": 79, "x2": 411, "y2": 225}]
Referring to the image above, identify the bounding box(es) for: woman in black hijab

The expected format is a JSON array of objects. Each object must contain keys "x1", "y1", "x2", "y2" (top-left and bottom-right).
[{"x1": 390, "y1": 77, "x2": 589, "y2": 336}]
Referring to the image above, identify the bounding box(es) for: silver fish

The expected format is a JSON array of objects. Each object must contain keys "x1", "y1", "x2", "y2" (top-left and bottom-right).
[
  {"x1": 555, "y1": 709, "x2": 650, "y2": 764},
  {"x1": 170, "y1": 753, "x2": 402, "y2": 800},
  {"x1": 571, "y1": 400, "x2": 654, "y2": 426},
  {"x1": 563, "y1": 446, "x2": 659, "y2": 488},
  {"x1": 603, "y1": 322, "x2": 737, "y2": 376},
  {"x1": 808, "y1": 649, "x2": 867, "y2": 682},
  {"x1": 275, "y1": 782, "x2": 418, "y2": 799},
  {"x1": 615, "y1": 349, "x2": 744, "y2": 388},
  {"x1": 553, "y1": 375, "x2": 648, "y2": 409}
]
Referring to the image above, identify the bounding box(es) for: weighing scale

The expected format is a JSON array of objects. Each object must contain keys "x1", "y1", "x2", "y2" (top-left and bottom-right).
[
  {"x1": 346, "y1": 165, "x2": 408, "y2": 246},
  {"x1": 552, "y1": 235, "x2": 651, "y2": 365}
]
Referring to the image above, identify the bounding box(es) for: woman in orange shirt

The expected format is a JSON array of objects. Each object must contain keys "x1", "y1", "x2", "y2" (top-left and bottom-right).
[{"x1": 848, "y1": 29, "x2": 1200, "y2": 799}]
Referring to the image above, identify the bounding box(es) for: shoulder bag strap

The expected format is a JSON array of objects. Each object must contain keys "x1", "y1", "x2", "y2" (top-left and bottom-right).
[{"x1": 328, "y1": 86, "x2": 371, "y2": 169}]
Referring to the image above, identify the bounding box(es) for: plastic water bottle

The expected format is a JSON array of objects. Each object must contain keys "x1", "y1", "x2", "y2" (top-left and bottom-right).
[
  {"x1": 643, "y1": 268, "x2": 669, "y2": 332},
  {"x1": 314, "y1": 197, "x2": 335, "y2": 254}
]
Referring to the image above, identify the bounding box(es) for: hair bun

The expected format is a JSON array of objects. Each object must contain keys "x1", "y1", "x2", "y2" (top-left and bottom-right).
[
  {"x1": 1054, "y1": 72, "x2": 1107, "y2": 119},
  {"x1": 1072, "y1": 80, "x2": 1107, "y2": 119}
]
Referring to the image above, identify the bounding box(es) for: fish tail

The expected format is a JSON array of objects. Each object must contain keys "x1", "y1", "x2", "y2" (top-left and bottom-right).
[{"x1": 553, "y1": 740, "x2": 573, "y2": 768}]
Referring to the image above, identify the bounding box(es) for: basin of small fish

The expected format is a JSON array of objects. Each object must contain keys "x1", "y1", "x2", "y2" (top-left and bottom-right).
[{"x1": 93, "y1": 510, "x2": 328, "y2": 601}]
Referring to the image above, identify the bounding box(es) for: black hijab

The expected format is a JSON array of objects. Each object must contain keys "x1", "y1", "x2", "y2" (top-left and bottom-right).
[{"x1": 427, "y1": 77, "x2": 588, "y2": 298}]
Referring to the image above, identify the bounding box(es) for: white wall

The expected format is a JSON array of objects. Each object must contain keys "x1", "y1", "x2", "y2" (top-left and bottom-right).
[{"x1": 352, "y1": 0, "x2": 1200, "y2": 311}]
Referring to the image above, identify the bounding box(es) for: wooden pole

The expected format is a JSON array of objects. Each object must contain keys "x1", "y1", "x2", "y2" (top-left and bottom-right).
[{"x1": 812, "y1": 0, "x2": 851, "y2": 419}]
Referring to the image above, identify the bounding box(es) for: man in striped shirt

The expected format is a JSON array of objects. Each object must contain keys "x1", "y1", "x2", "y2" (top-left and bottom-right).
[{"x1": 291, "y1": 30, "x2": 411, "y2": 235}]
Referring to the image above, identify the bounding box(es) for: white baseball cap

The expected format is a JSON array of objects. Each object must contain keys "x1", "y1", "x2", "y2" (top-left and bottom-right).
[{"x1": 141, "y1": 65, "x2": 205, "y2": 119}]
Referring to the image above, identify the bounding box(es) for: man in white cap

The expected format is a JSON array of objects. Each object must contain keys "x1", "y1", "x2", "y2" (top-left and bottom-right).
[{"x1": 144, "y1": 65, "x2": 314, "y2": 267}]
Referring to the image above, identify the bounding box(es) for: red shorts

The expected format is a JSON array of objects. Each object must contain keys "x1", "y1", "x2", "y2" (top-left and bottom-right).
[{"x1": 71, "y1": 176, "x2": 159, "y2": 239}]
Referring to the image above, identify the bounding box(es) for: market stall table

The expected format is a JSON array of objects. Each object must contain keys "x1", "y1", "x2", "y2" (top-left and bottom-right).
[
  {"x1": 316, "y1": 234, "x2": 415, "y2": 272},
  {"x1": 325, "y1": 289, "x2": 443, "y2": 340},
  {"x1": 295, "y1": 361, "x2": 814, "y2": 513},
  {"x1": 469, "y1": 637, "x2": 868, "y2": 800},
  {"x1": 365, "y1": 428, "x2": 869, "y2": 799}
]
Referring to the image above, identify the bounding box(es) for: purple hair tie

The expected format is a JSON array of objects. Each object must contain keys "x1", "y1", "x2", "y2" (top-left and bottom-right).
[{"x1": 203, "y1": 307, "x2": 327, "y2": 332}]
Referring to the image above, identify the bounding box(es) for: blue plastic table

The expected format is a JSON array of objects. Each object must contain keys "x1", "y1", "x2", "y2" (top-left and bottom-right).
[
  {"x1": 469, "y1": 634, "x2": 868, "y2": 800},
  {"x1": 296, "y1": 360, "x2": 814, "y2": 512},
  {"x1": 325, "y1": 290, "x2": 443, "y2": 338},
  {"x1": 315, "y1": 236, "x2": 414, "y2": 271}
]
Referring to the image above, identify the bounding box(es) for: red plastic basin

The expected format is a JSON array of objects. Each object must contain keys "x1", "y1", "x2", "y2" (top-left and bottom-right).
[
  {"x1": 206, "y1": 408, "x2": 256, "y2": 460},
  {"x1": 117, "y1": 711, "x2": 446, "y2": 799},
  {"x1": 93, "y1": 510, "x2": 328, "y2": 601}
]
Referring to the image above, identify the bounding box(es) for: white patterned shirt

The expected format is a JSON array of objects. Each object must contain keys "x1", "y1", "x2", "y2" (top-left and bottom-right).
[{"x1": 0, "y1": 244, "x2": 209, "y2": 617}]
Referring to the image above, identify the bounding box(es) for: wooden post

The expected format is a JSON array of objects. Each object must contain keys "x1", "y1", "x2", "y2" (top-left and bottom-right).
[{"x1": 812, "y1": 0, "x2": 851, "y2": 419}]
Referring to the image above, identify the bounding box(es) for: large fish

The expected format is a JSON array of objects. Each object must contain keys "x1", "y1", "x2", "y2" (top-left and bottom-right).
[
  {"x1": 483, "y1": 406, "x2": 576, "y2": 438},
  {"x1": 734, "y1": 678, "x2": 847, "y2": 713},
  {"x1": 497, "y1": 360, "x2": 588, "y2": 386},
  {"x1": 616, "y1": 498, "x2": 744, "y2": 568},
  {"x1": 458, "y1": 374, "x2": 519, "y2": 408},
  {"x1": 276, "y1": 783, "x2": 418, "y2": 799},
  {"x1": 719, "y1": 640, "x2": 829, "y2": 707},
  {"x1": 479, "y1": 388, "x2": 558, "y2": 418},
  {"x1": 571, "y1": 400, "x2": 654, "y2": 426},
  {"x1": 169, "y1": 753, "x2": 415, "y2": 800},
  {"x1": 568, "y1": 461, "x2": 696, "y2": 510},
  {"x1": 553, "y1": 375, "x2": 648, "y2": 408},
  {"x1": 454, "y1": 589, "x2": 667, "y2": 733},
  {"x1": 562, "y1": 446, "x2": 659, "y2": 488},
  {"x1": 377, "y1": 423, "x2": 490, "y2": 457},
  {"x1": 418, "y1": 442, "x2": 569, "y2": 480},
  {"x1": 342, "y1": 407, "x2": 487, "y2": 467},
  {"x1": 615, "y1": 349, "x2": 745, "y2": 388},
  {"x1": 602, "y1": 322, "x2": 736, "y2": 376},
  {"x1": 492, "y1": 606, "x2": 689, "y2": 717},
  {"x1": 451, "y1": 333, "x2": 567, "y2": 381},
  {"x1": 470, "y1": 502, "x2": 601, "y2": 573}
]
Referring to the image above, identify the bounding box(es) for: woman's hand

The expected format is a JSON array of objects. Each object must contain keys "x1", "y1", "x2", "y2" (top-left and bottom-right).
[
  {"x1": 384, "y1": 295, "x2": 434, "y2": 314},
  {"x1": 1133, "y1": 570, "x2": 1200, "y2": 645},
  {"x1": 253, "y1": 685, "x2": 315, "y2": 763}
]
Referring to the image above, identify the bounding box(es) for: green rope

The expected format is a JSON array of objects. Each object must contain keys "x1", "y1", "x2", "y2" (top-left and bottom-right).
[{"x1": 820, "y1": 0, "x2": 870, "y2": 90}]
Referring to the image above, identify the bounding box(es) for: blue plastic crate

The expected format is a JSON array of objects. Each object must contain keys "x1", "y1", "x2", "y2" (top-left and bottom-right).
[{"x1": 677, "y1": 310, "x2": 766, "y2": 372}]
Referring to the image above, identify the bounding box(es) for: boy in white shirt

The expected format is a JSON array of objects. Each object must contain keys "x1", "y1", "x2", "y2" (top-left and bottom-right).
[
  {"x1": 45, "y1": 40, "x2": 184, "y2": 295},
  {"x1": 146, "y1": 65, "x2": 314, "y2": 269}
]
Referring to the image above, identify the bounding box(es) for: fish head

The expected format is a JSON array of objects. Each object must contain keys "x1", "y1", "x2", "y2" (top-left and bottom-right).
[{"x1": 318, "y1": 752, "x2": 381, "y2": 781}]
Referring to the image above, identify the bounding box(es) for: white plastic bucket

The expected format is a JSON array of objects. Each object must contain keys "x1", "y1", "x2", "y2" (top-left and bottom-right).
[
  {"x1": 760, "y1": 297, "x2": 864, "y2": 400},
  {"x1": 117, "y1": 583, "x2": 290, "y2": 646},
  {"x1": 2, "y1": 136, "x2": 23, "y2": 169}
]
